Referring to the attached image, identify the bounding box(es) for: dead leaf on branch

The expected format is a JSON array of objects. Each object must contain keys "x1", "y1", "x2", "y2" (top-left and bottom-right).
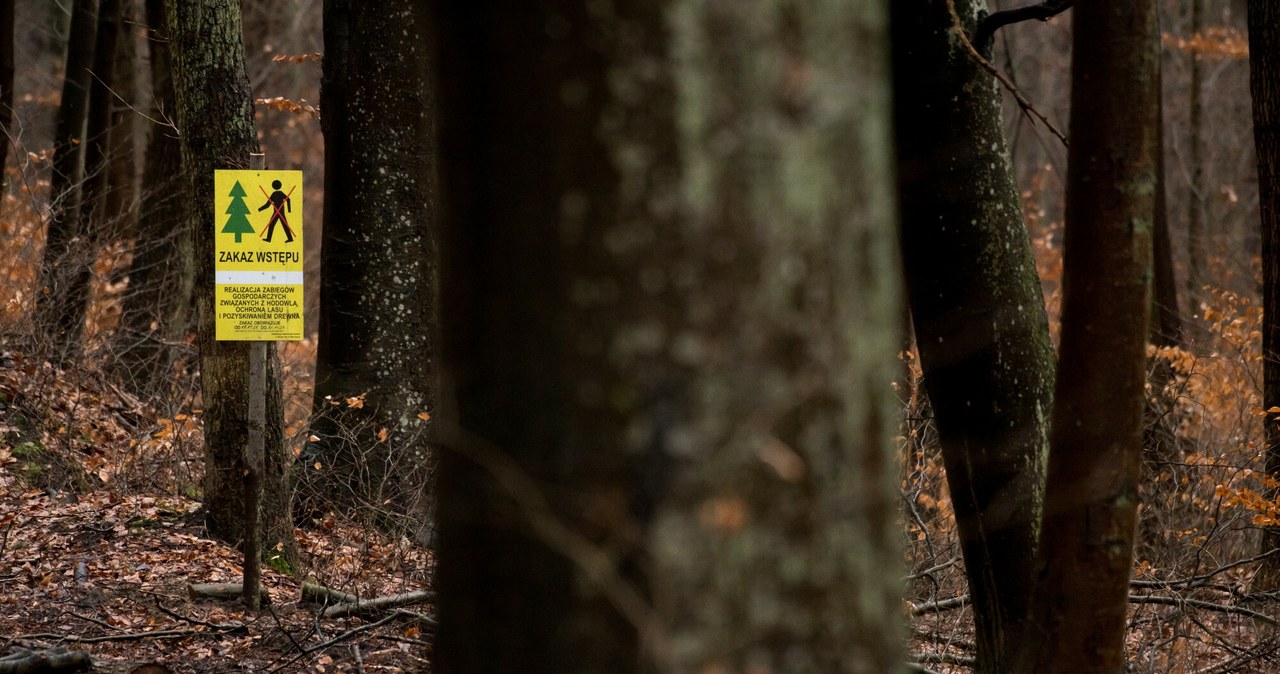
[{"x1": 255, "y1": 96, "x2": 319, "y2": 119}]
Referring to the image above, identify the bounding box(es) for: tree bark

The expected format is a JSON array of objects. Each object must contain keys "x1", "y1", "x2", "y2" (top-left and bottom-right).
[
  {"x1": 433, "y1": 1, "x2": 904, "y2": 672},
  {"x1": 1020, "y1": 1, "x2": 1158, "y2": 671},
  {"x1": 164, "y1": 0, "x2": 294, "y2": 561},
  {"x1": 1247, "y1": 0, "x2": 1280, "y2": 591},
  {"x1": 308, "y1": 0, "x2": 438, "y2": 526},
  {"x1": 38, "y1": 0, "x2": 97, "y2": 359},
  {"x1": 891, "y1": 2, "x2": 1055, "y2": 671},
  {"x1": 112, "y1": 0, "x2": 191, "y2": 398}
]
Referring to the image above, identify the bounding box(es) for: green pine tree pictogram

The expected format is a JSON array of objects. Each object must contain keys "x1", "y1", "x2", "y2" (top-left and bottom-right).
[{"x1": 223, "y1": 181, "x2": 256, "y2": 243}]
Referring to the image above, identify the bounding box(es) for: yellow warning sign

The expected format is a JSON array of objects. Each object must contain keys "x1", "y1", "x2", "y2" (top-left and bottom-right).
[{"x1": 213, "y1": 170, "x2": 304, "y2": 341}]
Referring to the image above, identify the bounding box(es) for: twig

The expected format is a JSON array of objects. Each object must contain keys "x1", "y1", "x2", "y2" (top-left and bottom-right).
[
  {"x1": 268, "y1": 611, "x2": 403, "y2": 674},
  {"x1": 390, "y1": 609, "x2": 437, "y2": 629},
  {"x1": 155, "y1": 603, "x2": 246, "y2": 632},
  {"x1": 974, "y1": 0, "x2": 1074, "y2": 53},
  {"x1": 265, "y1": 603, "x2": 306, "y2": 654},
  {"x1": 912, "y1": 651, "x2": 978, "y2": 667},
  {"x1": 372, "y1": 633, "x2": 433, "y2": 649},
  {"x1": 904, "y1": 555, "x2": 961, "y2": 583},
  {"x1": 11, "y1": 630, "x2": 201, "y2": 644},
  {"x1": 60, "y1": 610, "x2": 120, "y2": 633},
  {"x1": 1192, "y1": 638, "x2": 1280, "y2": 674},
  {"x1": 1131, "y1": 548, "x2": 1280, "y2": 591},
  {"x1": 1129, "y1": 594, "x2": 1279, "y2": 626},
  {"x1": 352, "y1": 643, "x2": 365, "y2": 674},
  {"x1": 944, "y1": 0, "x2": 1069, "y2": 146}
]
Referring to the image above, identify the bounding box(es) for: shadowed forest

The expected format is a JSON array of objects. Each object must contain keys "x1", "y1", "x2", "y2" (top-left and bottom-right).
[{"x1": 1, "y1": 0, "x2": 1279, "y2": 673}]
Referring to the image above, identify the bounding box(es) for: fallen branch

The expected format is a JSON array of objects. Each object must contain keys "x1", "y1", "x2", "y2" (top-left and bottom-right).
[
  {"x1": 0, "y1": 647, "x2": 91, "y2": 674},
  {"x1": 156, "y1": 603, "x2": 246, "y2": 632},
  {"x1": 910, "y1": 590, "x2": 1280, "y2": 625},
  {"x1": 911, "y1": 651, "x2": 977, "y2": 667},
  {"x1": 10, "y1": 630, "x2": 200, "y2": 644},
  {"x1": 187, "y1": 582, "x2": 271, "y2": 606},
  {"x1": 300, "y1": 582, "x2": 359, "y2": 606},
  {"x1": 268, "y1": 611, "x2": 404, "y2": 674},
  {"x1": 1129, "y1": 594, "x2": 1279, "y2": 627},
  {"x1": 321, "y1": 590, "x2": 434, "y2": 619},
  {"x1": 908, "y1": 594, "x2": 970, "y2": 616}
]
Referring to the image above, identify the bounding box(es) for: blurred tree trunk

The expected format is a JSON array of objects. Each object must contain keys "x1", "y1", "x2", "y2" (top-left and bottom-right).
[
  {"x1": 0, "y1": 0, "x2": 13, "y2": 193},
  {"x1": 112, "y1": 0, "x2": 191, "y2": 397},
  {"x1": 165, "y1": 0, "x2": 294, "y2": 561},
  {"x1": 891, "y1": 1, "x2": 1054, "y2": 671},
  {"x1": 307, "y1": 0, "x2": 437, "y2": 529},
  {"x1": 1141, "y1": 40, "x2": 1185, "y2": 559},
  {"x1": 105, "y1": 0, "x2": 139, "y2": 245},
  {"x1": 1153, "y1": 50, "x2": 1181, "y2": 350},
  {"x1": 60, "y1": 0, "x2": 122, "y2": 353},
  {"x1": 1247, "y1": 0, "x2": 1280, "y2": 591},
  {"x1": 1020, "y1": 1, "x2": 1158, "y2": 671},
  {"x1": 38, "y1": 0, "x2": 96, "y2": 358},
  {"x1": 434, "y1": 1, "x2": 903, "y2": 672},
  {"x1": 1185, "y1": 0, "x2": 1206, "y2": 321}
]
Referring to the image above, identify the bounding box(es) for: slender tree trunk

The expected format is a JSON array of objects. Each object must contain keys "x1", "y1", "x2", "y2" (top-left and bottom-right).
[
  {"x1": 1141, "y1": 35, "x2": 1186, "y2": 560},
  {"x1": 1020, "y1": 1, "x2": 1158, "y2": 671},
  {"x1": 308, "y1": 0, "x2": 438, "y2": 528},
  {"x1": 433, "y1": 1, "x2": 903, "y2": 672},
  {"x1": 164, "y1": 0, "x2": 293, "y2": 560},
  {"x1": 891, "y1": 2, "x2": 1054, "y2": 671},
  {"x1": 56, "y1": 0, "x2": 122, "y2": 355},
  {"x1": 38, "y1": 0, "x2": 96, "y2": 358},
  {"x1": 112, "y1": 0, "x2": 190, "y2": 397},
  {"x1": 0, "y1": 0, "x2": 14, "y2": 193},
  {"x1": 1186, "y1": 0, "x2": 1206, "y2": 322},
  {"x1": 1153, "y1": 50, "x2": 1182, "y2": 350},
  {"x1": 105, "y1": 0, "x2": 139, "y2": 245},
  {"x1": 1247, "y1": 0, "x2": 1280, "y2": 591}
]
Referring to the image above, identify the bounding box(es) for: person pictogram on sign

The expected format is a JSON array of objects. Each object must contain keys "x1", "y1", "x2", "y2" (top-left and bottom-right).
[{"x1": 258, "y1": 180, "x2": 296, "y2": 243}]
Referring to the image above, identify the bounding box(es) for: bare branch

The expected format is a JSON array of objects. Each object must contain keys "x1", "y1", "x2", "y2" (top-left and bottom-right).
[
  {"x1": 974, "y1": 0, "x2": 1074, "y2": 54},
  {"x1": 1128, "y1": 594, "x2": 1279, "y2": 627},
  {"x1": 944, "y1": 0, "x2": 1069, "y2": 146}
]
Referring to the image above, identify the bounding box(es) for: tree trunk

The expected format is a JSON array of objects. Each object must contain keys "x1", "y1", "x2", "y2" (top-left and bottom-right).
[
  {"x1": 891, "y1": 2, "x2": 1054, "y2": 671},
  {"x1": 1153, "y1": 48, "x2": 1182, "y2": 350},
  {"x1": 433, "y1": 1, "x2": 904, "y2": 672},
  {"x1": 1140, "y1": 31, "x2": 1186, "y2": 561},
  {"x1": 1247, "y1": 0, "x2": 1280, "y2": 591},
  {"x1": 112, "y1": 0, "x2": 191, "y2": 398},
  {"x1": 38, "y1": 0, "x2": 97, "y2": 358},
  {"x1": 0, "y1": 0, "x2": 14, "y2": 193},
  {"x1": 1020, "y1": 1, "x2": 1158, "y2": 671},
  {"x1": 164, "y1": 0, "x2": 294, "y2": 560},
  {"x1": 58, "y1": 0, "x2": 122, "y2": 355},
  {"x1": 1185, "y1": 0, "x2": 1206, "y2": 322},
  {"x1": 308, "y1": 0, "x2": 438, "y2": 528},
  {"x1": 105, "y1": 0, "x2": 139, "y2": 245}
]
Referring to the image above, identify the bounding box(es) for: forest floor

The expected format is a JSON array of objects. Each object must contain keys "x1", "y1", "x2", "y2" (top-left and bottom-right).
[{"x1": 0, "y1": 348, "x2": 433, "y2": 673}]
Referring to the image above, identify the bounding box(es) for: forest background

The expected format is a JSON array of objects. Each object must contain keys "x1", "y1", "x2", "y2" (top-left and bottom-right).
[{"x1": 0, "y1": 0, "x2": 1274, "y2": 673}]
